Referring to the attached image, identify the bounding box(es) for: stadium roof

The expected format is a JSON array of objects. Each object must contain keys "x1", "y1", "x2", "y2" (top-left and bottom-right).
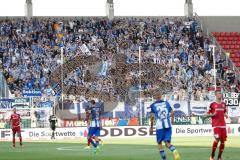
[{"x1": 0, "y1": 0, "x2": 240, "y2": 17}]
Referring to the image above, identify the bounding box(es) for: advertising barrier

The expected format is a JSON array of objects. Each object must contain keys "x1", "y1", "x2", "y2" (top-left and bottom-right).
[{"x1": 1, "y1": 124, "x2": 239, "y2": 141}]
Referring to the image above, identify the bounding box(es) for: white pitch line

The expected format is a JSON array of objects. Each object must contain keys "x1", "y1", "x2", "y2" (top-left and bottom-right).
[
  {"x1": 57, "y1": 146, "x2": 155, "y2": 151},
  {"x1": 56, "y1": 146, "x2": 209, "y2": 152},
  {"x1": 57, "y1": 146, "x2": 85, "y2": 151}
]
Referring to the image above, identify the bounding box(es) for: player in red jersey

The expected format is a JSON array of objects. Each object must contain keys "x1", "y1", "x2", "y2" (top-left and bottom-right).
[
  {"x1": 10, "y1": 108, "x2": 23, "y2": 147},
  {"x1": 208, "y1": 90, "x2": 228, "y2": 160}
]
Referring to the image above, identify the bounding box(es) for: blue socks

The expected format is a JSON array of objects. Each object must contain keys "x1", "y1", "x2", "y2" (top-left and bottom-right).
[
  {"x1": 159, "y1": 145, "x2": 177, "y2": 160},
  {"x1": 96, "y1": 141, "x2": 99, "y2": 146},
  {"x1": 160, "y1": 150, "x2": 166, "y2": 160},
  {"x1": 88, "y1": 138, "x2": 97, "y2": 148},
  {"x1": 168, "y1": 145, "x2": 176, "y2": 152}
]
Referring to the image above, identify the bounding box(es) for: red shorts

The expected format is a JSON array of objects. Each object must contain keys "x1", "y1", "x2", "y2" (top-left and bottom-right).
[
  {"x1": 12, "y1": 126, "x2": 21, "y2": 134},
  {"x1": 213, "y1": 128, "x2": 227, "y2": 141}
]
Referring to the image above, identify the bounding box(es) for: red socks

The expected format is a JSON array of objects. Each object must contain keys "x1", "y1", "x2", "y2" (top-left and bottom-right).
[
  {"x1": 218, "y1": 142, "x2": 225, "y2": 159},
  {"x1": 12, "y1": 134, "x2": 23, "y2": 147},
  {"x1": 12, "y1": 135, "x2": 16, "y2": 147},
  {"x1": 87, "y1": 138, "x2": 91, "y2": 146},
  {"x1": 19, "y1": 136, "x2": 23, "y2": 146},
  {"x1": 211, "y1": 140, "x2": 218, "y2": 158}
]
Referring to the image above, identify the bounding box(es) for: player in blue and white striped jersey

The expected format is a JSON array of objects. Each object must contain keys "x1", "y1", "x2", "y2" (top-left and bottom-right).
[
  {"x1": 85, "y1": 100, "x2": 103, "y2": 152},
  {"x1": 150, "y1": 94, "x2": 181, "y2": 160}
]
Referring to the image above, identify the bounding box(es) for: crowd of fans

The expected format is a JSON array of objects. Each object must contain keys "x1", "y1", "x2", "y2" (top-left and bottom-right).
[{"x1": 0, "y1": 17, "x2": 239, "y2": 101}]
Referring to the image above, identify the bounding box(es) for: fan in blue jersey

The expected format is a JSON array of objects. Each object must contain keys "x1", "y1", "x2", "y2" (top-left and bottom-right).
[
  {"x1": 150, "y1": 94, "x2": 181, "y2": 160},
  {"x1": 85, "y1": 100, "x2": 103, "y2": 152}
]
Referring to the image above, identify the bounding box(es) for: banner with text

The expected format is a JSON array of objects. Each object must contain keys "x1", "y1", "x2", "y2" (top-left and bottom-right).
[{"x1": 1, "y1": 124, "x2": 239, "y2": 141}]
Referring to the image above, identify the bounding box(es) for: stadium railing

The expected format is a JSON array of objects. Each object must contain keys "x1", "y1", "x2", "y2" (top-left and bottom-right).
[{"x1": 0, "y1": 72, "x2": 10, "y2": 98}]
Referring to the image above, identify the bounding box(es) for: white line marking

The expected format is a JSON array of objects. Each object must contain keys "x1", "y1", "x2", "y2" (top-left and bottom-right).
[{"x1": 56, "y1": 145, "x2": 209, "y2": 152}]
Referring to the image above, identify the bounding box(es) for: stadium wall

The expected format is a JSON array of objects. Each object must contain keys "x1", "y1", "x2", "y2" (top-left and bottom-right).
[{"x1": 200, "y1": 16, "x2": 240, "y2": 32}]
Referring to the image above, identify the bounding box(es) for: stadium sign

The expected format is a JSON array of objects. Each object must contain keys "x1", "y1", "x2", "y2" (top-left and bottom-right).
[
  {"x1": 62, "y1": 118, "x2": 120, "y2": 127},
  {"x1": 23, "y1": 90, "x2": 42, "y2": 97},
  {"x1": 0, "y1": 98, "x2": 30, "y2": 110},
  {"x1": 223, "y1": 92, "x2": 240, "y2": 118},
  {"x1": 11, "y1": 98, "x2": 31, "y2": 109},
  {"x1": 0, "y1": 99, "x2": 13, "y2": 110}
]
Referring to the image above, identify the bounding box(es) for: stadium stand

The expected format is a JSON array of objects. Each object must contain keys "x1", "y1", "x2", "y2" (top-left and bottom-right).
[
  {"x1": 212, "y1": 32, "x2": 240, "y2": 67},
  {"x1": 1, "y1": 17, "x2": 238, "y2": 101}
]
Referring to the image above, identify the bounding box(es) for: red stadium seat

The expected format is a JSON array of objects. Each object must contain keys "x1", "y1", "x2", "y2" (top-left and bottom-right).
[
  {"x1": 233, "y1": 32, "x2": 239, "y2": 36},
  {"x1": 218, "y1": 37, "x2": 224, "y2": 41},
  {"x1": 220, "y1": 32, "x2": 225, "y2": 37},
  {"x1": 232, "y1": 58, "x2": 238, "y2": 63},
  {"x1": 227, "y1": 41, "x2": 232, "y2": 45},
  {"x1": 230, "y1": 32, "x2": 235, "y2": 36},
  {"x1": 224, "y1": 45, "x2": 230, "y2": 49},
  {"x1": 233, "y1": 37, "x2": 238, "y2": 41},
  {"x1": 222, "y1": 41, "x2": 227, "y2": 45},
  {"x1": 233, "y1": 49, "x2": 238, "y2": 53},
  {"x1": 228, "y1": 37, "x2": 234, "y2": 41},
  {"x1": 225, "y1": 32, "x2": 231, "y2": 37},
  {"x1": 218, "y1": 41, "x2": 223, "y2": 45},
  {"x1": 230, "y1": 53, "x2": 236, "y2": 58},
  {"x1": 235, "y1": 45, "x2": 240, "y2": 49},
  {"x1": 213, "y1": 32, "x2": 219, "y2": 37},
  {"x1": 217, "y1": 32, "x2": 222, "y2": 37}
]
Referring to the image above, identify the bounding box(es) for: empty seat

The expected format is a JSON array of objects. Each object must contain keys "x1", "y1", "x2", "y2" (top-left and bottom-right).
[
  {"x1": 224, "y1": 32, "x2": 230, "y2": 37},
  {"x1": 234, "y1": 37, "x2": 238, "y2": 41},
  {"x1": 224, "y1": 37, "x2": 228, "y2": 41},
  {"x1": 233, "y1": 32, "x2": 239, "y2": 36},
  {"x1": 224, "y1": 45, "x2": 230, "y2": 49},
  {"x1": 212, "y1": 32, "x2": 216, "y2": 36},
  {"x1": 220, "y1": 32, "x2": 226, "y2": 37},
  {"x1": 232, "y1": 58, "x2": 239, "y2": 62},
  {"x1": 218, "y1": 37, "x2": 224, "y2": 41},
  {"x1": 219, "y1": 41, "x2": 226, "y2": 45}
]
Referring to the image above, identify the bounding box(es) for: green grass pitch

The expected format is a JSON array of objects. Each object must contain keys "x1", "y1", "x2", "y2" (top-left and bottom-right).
[{"x1": 0, "y1": 137, "x2": 239, "y2": 160}]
